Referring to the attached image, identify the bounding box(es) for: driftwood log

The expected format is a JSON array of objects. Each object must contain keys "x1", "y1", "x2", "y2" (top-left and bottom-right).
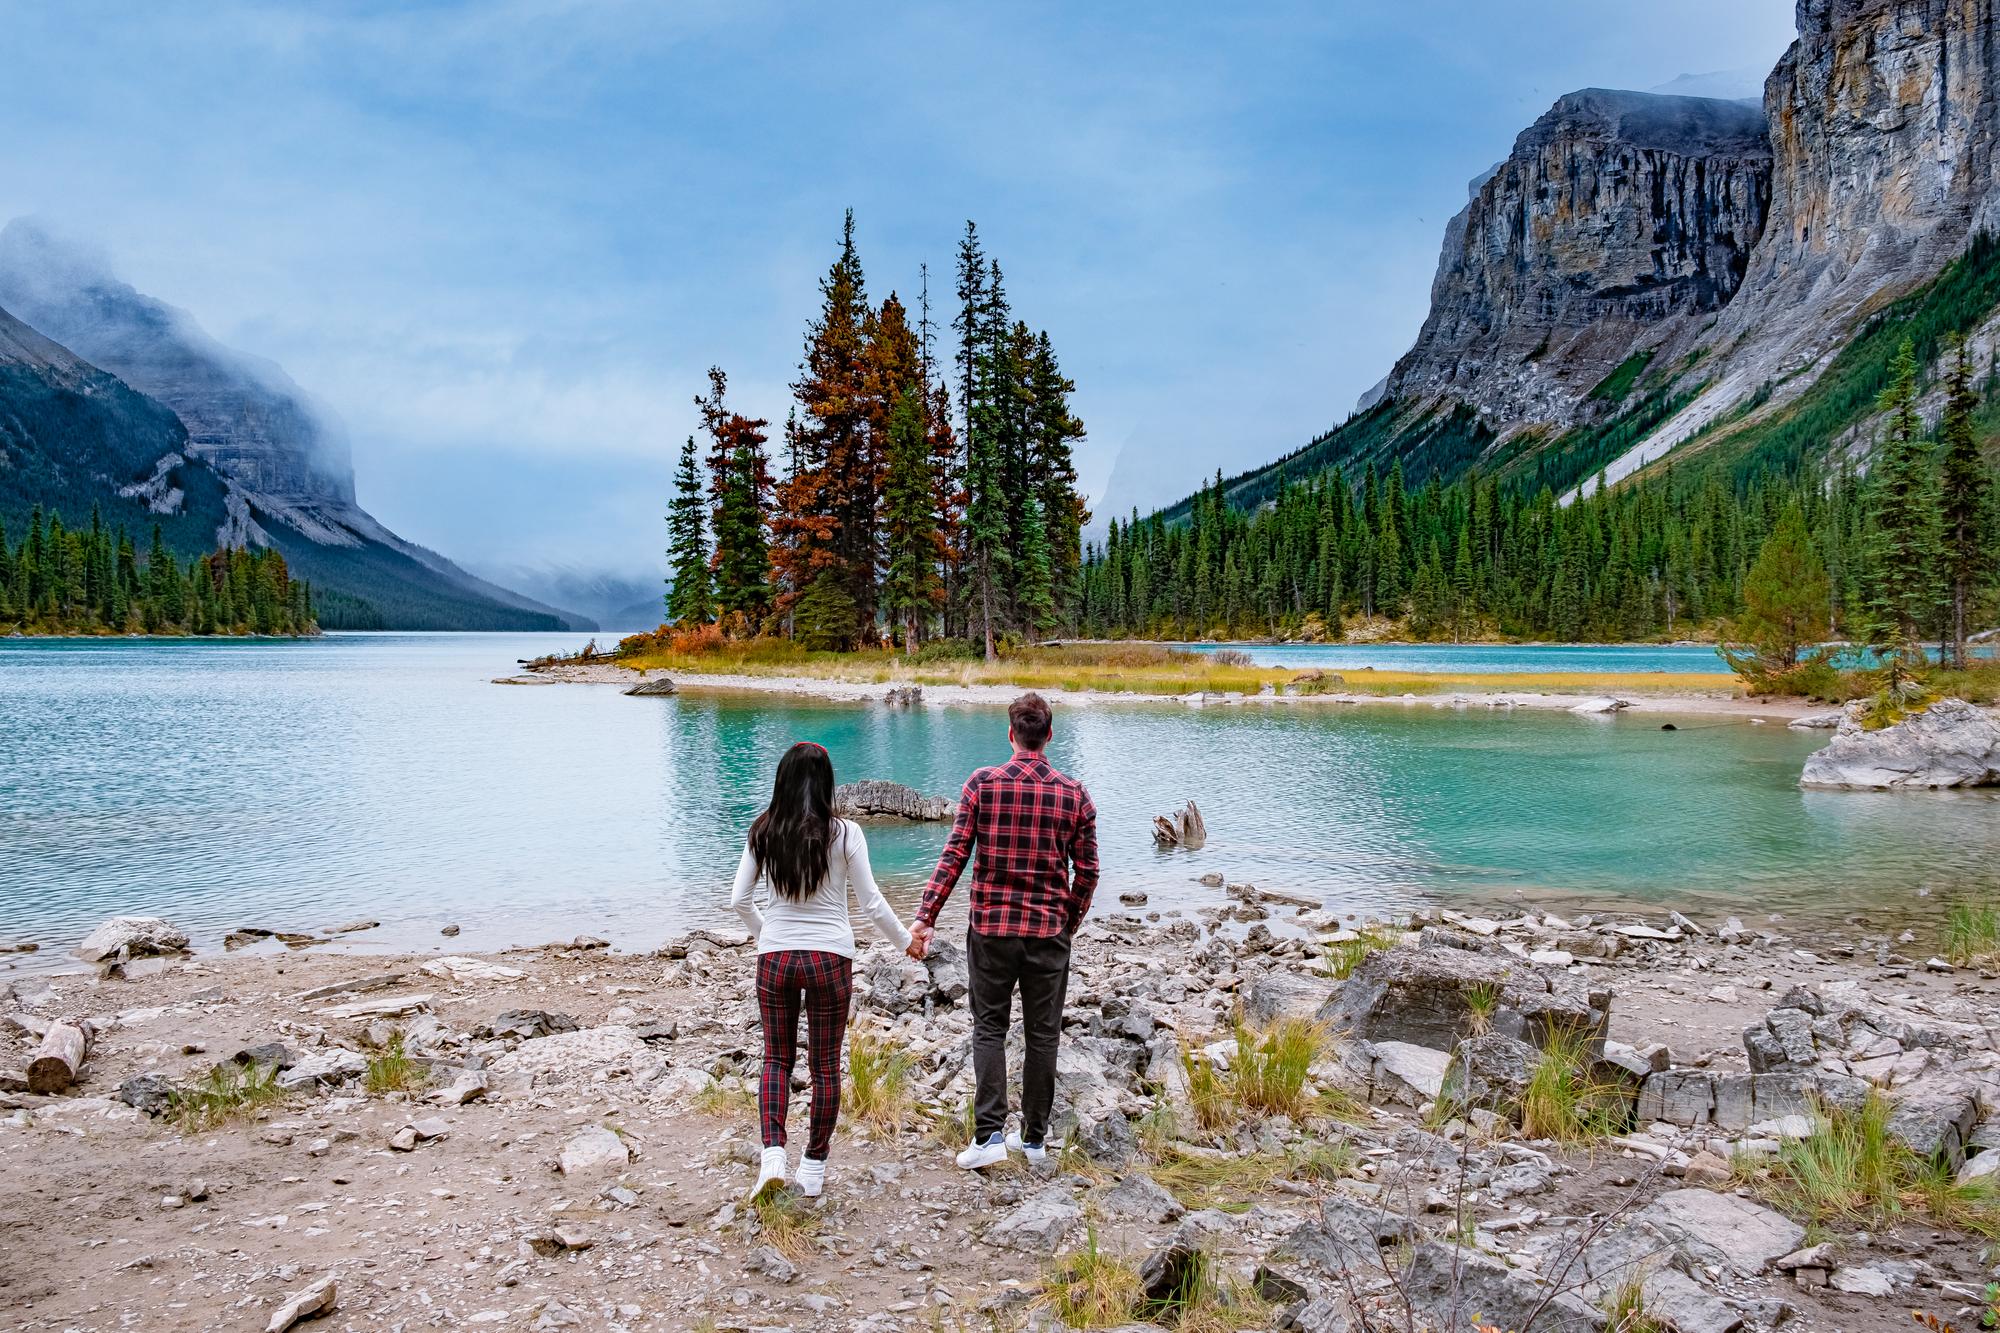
[
  {"x1": 1152, "y1": 800, "x2": 1207, "y2": 850},
  {"x1": 27, "y1": 1016, "x2": 93, "y2": 1095}
]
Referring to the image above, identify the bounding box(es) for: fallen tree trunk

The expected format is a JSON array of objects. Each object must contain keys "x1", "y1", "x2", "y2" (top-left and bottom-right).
[
  {"x1": 27, "y1": 1016, "x2": 93, "y2": 1095},
  {"x1": 1151, "y1": 801, "x2": 1207, "y2": 850}
]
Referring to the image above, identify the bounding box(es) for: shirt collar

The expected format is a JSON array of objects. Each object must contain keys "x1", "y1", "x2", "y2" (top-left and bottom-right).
[{"x1": 1010, "y1": 748, "x2": 1050, "y2": 769}]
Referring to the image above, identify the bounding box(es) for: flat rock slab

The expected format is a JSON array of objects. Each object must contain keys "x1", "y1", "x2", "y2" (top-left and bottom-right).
[
  {"x1": 317, "y1": 994, "x2": 433, "y2": 1020},
  {"x1": 490, "y1": 1026, "x2": 651, "y2": 1085},
  {"x1": 1634, "y1": 1189, "x2": 1805, "y2": 1277},
  {"x1": 266, "y1": 1274, "x2": 337, "y2": 1332},
  {"x1": 420, "y1": 957, "x2": 527, "y2": 983},
  {"x1": 1404, "y1": 1241, "x2": 1605, "y2": 1333},
  {"x1": 987, "y1": 1185, "x2": 1081, "y2": 1251}
]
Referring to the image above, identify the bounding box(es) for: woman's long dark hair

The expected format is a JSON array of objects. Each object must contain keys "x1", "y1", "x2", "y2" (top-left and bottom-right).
[{"x1": 747, "y1": 742, "x2": 838, "y2": 901}]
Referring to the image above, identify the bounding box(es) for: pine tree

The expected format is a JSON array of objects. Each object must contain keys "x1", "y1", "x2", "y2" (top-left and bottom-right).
[
  {"x1": 1726, "y1": 502, "x2": 1829, "y2": 672},
  {"x1": 666, "y1": 434, "x2": 713, "y2": 626},
  {"x1": 1865, "y1": 339, "x2": 1946, "y2": 645},
  {"x1": 1016, "y1": 494, "x2": 1056, "y2": 641},
  {"x1": 697, "y1": 367, "x2": 773, "y2": 625},
  {"x1": 1938, "y1": 334, "x2": 1995, "y2": 666},
  {"x1": 880, "y1": 387, "x2": 942, "y2": 650}
]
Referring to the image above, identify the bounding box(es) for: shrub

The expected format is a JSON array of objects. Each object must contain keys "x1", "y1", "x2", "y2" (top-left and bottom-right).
[{"x1": 750, "y1": 1188, "x2": 822, "y2": 1260}]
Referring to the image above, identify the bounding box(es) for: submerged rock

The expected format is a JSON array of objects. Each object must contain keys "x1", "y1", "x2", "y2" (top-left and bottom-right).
[
  {"x1": 622, "y1": 676, "x2": 676, "y2": 697},
  {"x1": 77, "y1": 916, "x2": 190, "y2": 964},
  {"x1": 831, "y1": 780, "x2": 955, "y2": 821},
  {"x1": 1800, "y1": 698, "x2": 2000, "y2": 789}
]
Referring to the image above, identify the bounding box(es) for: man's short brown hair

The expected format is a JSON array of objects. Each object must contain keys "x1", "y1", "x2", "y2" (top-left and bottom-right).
[{"x1": 1009, "y1": 692, "x2": 1053, "y2": 751}]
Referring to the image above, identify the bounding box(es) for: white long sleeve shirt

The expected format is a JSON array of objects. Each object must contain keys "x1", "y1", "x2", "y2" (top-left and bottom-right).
[{"x1": 730, "y1": 819, "x2": 912, "y2": 959}]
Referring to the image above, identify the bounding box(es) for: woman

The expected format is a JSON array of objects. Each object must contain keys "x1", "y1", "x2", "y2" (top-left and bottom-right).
[{"x1": 730, "y1": 741, "x2": 911, "y2": 1201}]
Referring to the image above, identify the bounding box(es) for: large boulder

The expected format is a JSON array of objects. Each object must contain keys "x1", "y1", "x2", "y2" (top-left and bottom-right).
[
  {"x1": 77, "y1": 916, "x2": 189, "y2": 964},
  {"x1": 1800, "y1": 698, "x2": 2000, "y2": 789},
  {"x1": 832, "y1": 780, "x2": 956, "y2": 821},
  {"x1": 1440, "y1": 1034, "x2": 1542, "y2": 1114},
  {"x1": 1319, "y1": 939, "x2": 1609, "y2": 1053}
]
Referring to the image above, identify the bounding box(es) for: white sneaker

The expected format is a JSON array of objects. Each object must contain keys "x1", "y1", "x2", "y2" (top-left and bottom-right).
[
  {"x1": 955, "y1": 1132, "x2": 1008, "y2": 1170},
  {"x1": 794, "y1": 1155, "x2": 825, "y2": 1198},
  {"x1": 1004, "y1": 1129, "x2": 1047, "y2": 1164},
  {"x1": 750, "y1": 1145, "x2": 787, "y2": 1201}
]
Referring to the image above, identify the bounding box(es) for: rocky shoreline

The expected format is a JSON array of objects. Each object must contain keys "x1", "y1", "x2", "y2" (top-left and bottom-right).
[{"x1": 4, "y1": 894, "x2": 1998, "y2": 1333}]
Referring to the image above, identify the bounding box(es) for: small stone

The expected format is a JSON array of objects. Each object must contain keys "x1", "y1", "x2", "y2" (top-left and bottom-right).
[
  {"x1": 747, "y1": 1243, "x2": 798, "y2": 1283},
  {"x1": 1682, "y1": 1149, "x2": 1732, "y2": 1187},
  {"x1": 409, "y1": 1116, "x2": 450, "y2": 1142},
  {"x1": 265, "y1": 1274, "x2": 337, "y2": 1332},
  {"x1": 440, "y1": 924, "x2": 461, "y2": 937},
  {"x1": 388, "y1": 1126, "x2": 419, "y2": 1152},
  {"x1": 558, "y1": 1126, "x2": 632, "y2": 1177}
]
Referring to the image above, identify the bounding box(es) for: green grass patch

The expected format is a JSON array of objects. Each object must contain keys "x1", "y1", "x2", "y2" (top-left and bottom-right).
[
  {"x1": 1147, "y1": 1145, "x2": 1283, "y2": 1211},
  {"x1": 1945, "y1": 900, "x2": 2000, "y2": 967},
  {"x1": 1519, "y1": 1026, "x2": 1628, "y2": 1142},
  {"x1": 1590, "y1": 350, "x2": 1655, "y2": 403},
  {"x1": 1325, "y1": 924, "x2": 1400, "y2": 980},
  {"x1": 691, "y1": 1079, "x2": 756, "y2": 1117},
  {"x1": 845, "y1": 1027, "x2": 916, "y2": 1133},
  {"x1": 169, "y1": 1062, "x2": 287, "y2": 1133},
  {"x1": 1043, "y1": 1229, "x2": 1145, "y2": 1329},
  {"x1": 365, "y1": 1032, "x2": 428, "y2": 1095},
  {"x1": 1761, "y1": 1092, "x2": 2000, "y2": 1238}
]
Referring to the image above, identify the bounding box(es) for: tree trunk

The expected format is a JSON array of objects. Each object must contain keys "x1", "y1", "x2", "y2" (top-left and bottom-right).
[{"x1": 27, "y1": 1017, "x2": 92, "y2": 1095}]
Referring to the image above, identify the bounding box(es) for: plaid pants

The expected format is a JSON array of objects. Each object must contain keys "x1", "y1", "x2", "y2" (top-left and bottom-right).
[{"x1": 755, "y1": 949, "x2": 854, "y2": 1160}]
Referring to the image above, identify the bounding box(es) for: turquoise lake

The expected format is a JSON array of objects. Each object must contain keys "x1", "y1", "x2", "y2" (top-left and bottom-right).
[{"x1": 3, "y1": 632, "x2": 1996, "y2": 971}]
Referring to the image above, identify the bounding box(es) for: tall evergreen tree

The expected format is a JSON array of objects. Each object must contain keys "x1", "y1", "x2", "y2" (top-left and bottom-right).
[
  {"x1": 666, "y1": 434, "x2": 713, "y2": 625},
  {"x1": 697, "y1": 367, "x2": 774, "y2": 624},
  {"x1": 880, "y1": 387, "x2": 943, "y2": 650},
  {"x1": 1865, "y1": 339, "x2": 1946, "y2": 645},
  {"x1": 1938, "y1": 334, "x2": 1995, "y2": 665}
]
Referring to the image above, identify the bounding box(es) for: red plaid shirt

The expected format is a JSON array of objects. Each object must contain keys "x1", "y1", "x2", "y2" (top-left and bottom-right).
[{"x1": 917, "y1": 749, "x2": 1100, "y2": 938}]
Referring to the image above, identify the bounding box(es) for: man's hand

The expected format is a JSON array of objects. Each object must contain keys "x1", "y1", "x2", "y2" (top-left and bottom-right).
[{"x1": 906, "y1": 922, "x2": 935, "y2": 960}]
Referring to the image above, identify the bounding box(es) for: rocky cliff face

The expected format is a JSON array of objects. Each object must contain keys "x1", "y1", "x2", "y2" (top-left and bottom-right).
[
  {"x1": 1610, "y1": 0, "x2": 2000, "y2": 484},
  {"x1": 0, "y1": 220, "x2": 356, "y2": 516},
  {"x1": 1386, "y1": 89, "x2": 1773, "y2": 429}
]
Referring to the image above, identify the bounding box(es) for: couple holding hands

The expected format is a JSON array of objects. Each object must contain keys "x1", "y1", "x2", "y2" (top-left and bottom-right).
[{"x1": 729, "y1": 692, "x2": 1100, "y2": 1199}]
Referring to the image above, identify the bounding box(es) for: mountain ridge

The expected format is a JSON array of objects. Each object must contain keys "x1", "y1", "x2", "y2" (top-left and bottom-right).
[
  {"x1": 0, "y1": 222, "x2": 590, "y2": 631},
  {"x1": 1163, "y1": 0, "x2": 2000, "y2": 521}
]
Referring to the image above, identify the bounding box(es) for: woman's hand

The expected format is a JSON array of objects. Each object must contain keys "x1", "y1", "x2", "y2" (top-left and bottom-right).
[{"x1": 906, "y1": 922, "x2": 934, "y2": 960}]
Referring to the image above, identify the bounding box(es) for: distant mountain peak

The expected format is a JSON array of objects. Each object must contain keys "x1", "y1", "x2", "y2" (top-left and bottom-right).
[{"x1": 0, "y1": 218, "x2": 356, "y2": 508}]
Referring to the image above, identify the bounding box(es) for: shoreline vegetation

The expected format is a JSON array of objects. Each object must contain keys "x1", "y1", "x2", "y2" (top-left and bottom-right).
[
  {"x1": 525, "y1": 635, "x2": 1810, "y2": 716},
  {"x1": 0, "y1": 504, "x2": 317, "y2": 638},
  {"x1": 638, "y1": 209, "x2": 1997, "y2": 720}
]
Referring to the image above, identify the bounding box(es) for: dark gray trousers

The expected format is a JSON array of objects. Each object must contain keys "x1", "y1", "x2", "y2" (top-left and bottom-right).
[{"x1": 967, "y1": 928, "x2": 1072, "y2": 1144}]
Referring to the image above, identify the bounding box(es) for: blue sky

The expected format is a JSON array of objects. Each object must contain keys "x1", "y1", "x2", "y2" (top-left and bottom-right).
[{"x1": 1, "y1": 1, "x2": 1798, "y2": 580}]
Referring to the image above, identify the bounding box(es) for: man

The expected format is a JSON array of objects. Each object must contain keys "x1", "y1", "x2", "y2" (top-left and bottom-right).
[{"x1": 907, "y1": 692, "x2": 1099, "y2": 1168}]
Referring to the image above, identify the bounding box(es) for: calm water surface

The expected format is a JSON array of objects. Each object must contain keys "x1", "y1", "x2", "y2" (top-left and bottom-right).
[{"x1": 3, "y1": 632, "x2": 1996, "y2": 970}]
